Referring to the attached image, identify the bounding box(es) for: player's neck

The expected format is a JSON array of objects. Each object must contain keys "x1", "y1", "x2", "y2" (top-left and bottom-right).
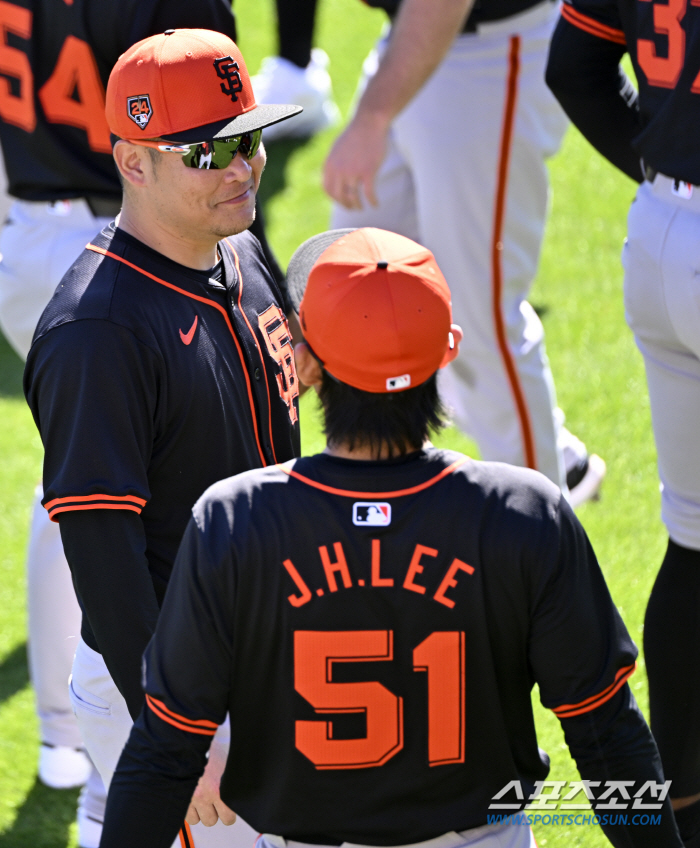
[
  {"x1": 116, "y1": 207, "x2": 219, "y2": 271},
  {"x1": 324, "y1": 439, "x2": 424, "y2": 461}
]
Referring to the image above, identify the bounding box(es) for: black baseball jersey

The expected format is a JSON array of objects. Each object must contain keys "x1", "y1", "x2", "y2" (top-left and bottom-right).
[
  {"x1": 103, "y1": 449, "x2": 640, "y2": 847},
  {"x1": 24, "y1": 223, "x2": 300, "y2": 621},
  {"x1": 361, "y1": 0, "x2": 553, "y2": 33},
  {"x1": 552, "y1": 0, "x2": 700, "y2": 184},
  {"x1": 0, "y1": 0, "x2": 236, "y2": 200}
]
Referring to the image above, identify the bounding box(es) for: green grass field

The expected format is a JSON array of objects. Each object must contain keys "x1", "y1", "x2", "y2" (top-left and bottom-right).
[{"x1": 0, "y1": 2, "x2": 660, "y2": 845}]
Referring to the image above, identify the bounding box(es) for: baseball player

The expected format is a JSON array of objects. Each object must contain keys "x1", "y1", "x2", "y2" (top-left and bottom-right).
[
  {"x1": 99, "y1": 227, "x2": 681, "y2": 848},
  {"x1": 24, "y1": 28, "x2": 302, "y2": 848},
  {"x1": 546, "y1": 7, "x2": 700, "y2": 846},
  {"x1": 323, "y1": 0, "x2": 606, "y2": 507},
  {"x1": 0, "y1": 2, "x2": 286, "y2": 844},
  {"x1": 251, "y1": 0, "x2": 340, "y2": 143}
]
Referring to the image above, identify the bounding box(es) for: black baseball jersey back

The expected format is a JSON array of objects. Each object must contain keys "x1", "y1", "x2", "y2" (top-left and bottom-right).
[
  {"x1": 560, "y1": 0, "x2": 700, "y2": 183},
  {"x1": 138, "y1": 449, "x2": 637, "y2": 844},
  {"x1": 0, "y1": 0, "x2": 236, "y2": 200},
  {"x1": 24, "y1": 224, "x2": 300, "y2": 611}
]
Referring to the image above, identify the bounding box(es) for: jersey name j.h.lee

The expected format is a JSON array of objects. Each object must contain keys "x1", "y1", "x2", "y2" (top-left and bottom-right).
[{"x1": 135, "y1": 448, "x2": 638, "y2": 845}]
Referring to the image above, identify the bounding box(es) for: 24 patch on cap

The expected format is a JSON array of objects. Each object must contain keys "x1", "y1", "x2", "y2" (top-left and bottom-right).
[{"x1": 127, "y1": 95, "x2": 152, "y2": 130}]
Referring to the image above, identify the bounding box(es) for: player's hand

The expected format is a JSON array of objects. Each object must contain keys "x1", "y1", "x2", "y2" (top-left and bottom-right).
[
  {"x1": 323, "y1": 113, "x2": 390, "y2": 209},
  {"x1": 185, "y1": 742, "x2": 236, "y2": 827}
]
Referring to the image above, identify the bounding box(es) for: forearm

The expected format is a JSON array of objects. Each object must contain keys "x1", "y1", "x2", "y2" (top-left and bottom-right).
[
  {"x1": 101, "y1": 707, "x2": 210, "y2": 848},
  {"x1": 546, "y1": 17, "x2": 644, "y2": 182},
  {"x1": 355, "y1": 0, "x2": 475, "y2": 130},
  {"x1": 59, "y1": 510, "x2": 160, "y2": 720},
  {"x1": 562, "y1": 687, "x2": 682, "y2": 847}
]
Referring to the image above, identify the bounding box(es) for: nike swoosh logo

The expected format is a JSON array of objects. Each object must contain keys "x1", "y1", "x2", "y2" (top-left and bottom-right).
[{"x1": 179, "y1": 315, "x2": 198, "y2": 345}]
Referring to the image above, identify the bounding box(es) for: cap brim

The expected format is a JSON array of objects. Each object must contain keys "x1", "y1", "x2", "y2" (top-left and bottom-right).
[
  {"x1": 162, "y1": 103, "x2": 303, "y2": 143},
  {"x1": 286, "y1": 229, "x2": 358, "y2": 313}
]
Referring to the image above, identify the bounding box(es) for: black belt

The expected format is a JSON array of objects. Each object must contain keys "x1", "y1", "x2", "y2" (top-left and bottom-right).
[
  {"x1": 644, "y1": 164, "x2": 699, "y2": 189},
  {"x1": 463, "y1": 0, "x2": 553, "y2": 31},
  {"x1": 84, "y1": 195, "x2": 122, "y2": 219}
]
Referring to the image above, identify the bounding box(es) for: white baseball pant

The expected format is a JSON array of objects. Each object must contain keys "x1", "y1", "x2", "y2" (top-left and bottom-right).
[
  {"x1": 623, "y1": 175, "x2": 700, "y2": 551},
  {"x1": 0, "y1": 197, "x2": 113, "y2": 840},
  {"x1": 70, "y1": 638, "x2": 259, "y2": 848},
  {"x1": 332, "y1": 0, "x2": 569, "y2": 488},
  {"x1": 260, "y1": 821, "x2": 537, "y2": 848}
]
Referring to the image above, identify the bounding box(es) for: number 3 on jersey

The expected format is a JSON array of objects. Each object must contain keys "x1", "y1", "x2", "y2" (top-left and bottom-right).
[
  {"x1": 0, "y1": 1, "x2": 110, "y2": 151},
  {"x1": 294, "y1": 630, "x2": 465, "y2": 770},
  {"x1": 638, "y1": 0, "x2": 700, "y2": 92}
]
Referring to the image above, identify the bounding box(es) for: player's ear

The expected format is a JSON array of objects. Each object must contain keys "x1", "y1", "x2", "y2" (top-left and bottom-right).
[
  {"x1": 295, "y1": 342, "x2": 323, "y2": 388},
  {"x1": 439, "y1": 324, "x2": 463, "y2": 368},
  {"x1": 113, "y1": 140, "x2": 152, "y2": 189}
]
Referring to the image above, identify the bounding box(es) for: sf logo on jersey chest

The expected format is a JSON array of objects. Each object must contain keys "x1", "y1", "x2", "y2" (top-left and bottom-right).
[
  {"x1": 353, "y1": 502, "x2": 391, "y2": 527},
  {"x1": 127, "y1": 95, "x2": 153, "y2": 130}
]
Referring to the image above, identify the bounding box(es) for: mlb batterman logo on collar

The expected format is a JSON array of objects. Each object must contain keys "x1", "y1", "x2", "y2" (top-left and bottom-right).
[
  {"x1": 287, "y1": 228, "x2": 460, "y2": 394},
  {"x1": 105, "y1": 29, "x2": 303, "y2": 143}
]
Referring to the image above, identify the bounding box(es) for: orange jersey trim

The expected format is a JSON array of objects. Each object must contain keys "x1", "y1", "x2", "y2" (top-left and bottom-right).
[
  {"x1": 45, "y1": 493, "x2": 147, "y2": 510},
  {"x1": 145, "y1": 694, "x2": 218, "y2": 736},
  {"x1": 492, "y1": 37, "x2": 537, "y2": 472},
  {"x1": 45, "y1": 493, "x2": 147, "y2": 522},
  {"x1": 277, "y1": 457, "x2": 469, "y2": 499},
  {"x1": 227, "y1": 239, "x2": 279, "y2": 464},
  {"x1": 86, "y1": 243, "x2": 268, "y2": 467},
  {"x1": 552, "y1": 662, "x2": 637, "y2": 718},
  {"x1": 179, "y1": 822, "x2": 194, "y2": 848},
  {"x1": 561, "y1": 5, "x2": 627, "y2": 44}
]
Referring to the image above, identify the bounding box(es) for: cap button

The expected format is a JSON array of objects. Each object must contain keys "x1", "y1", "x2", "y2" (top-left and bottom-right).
[
  {"x1": 164, "y1": 29, "x2": 175, "y2": 34},
  {"x1": 377, "y1": 260, "x2": 389, "y2": 269}
]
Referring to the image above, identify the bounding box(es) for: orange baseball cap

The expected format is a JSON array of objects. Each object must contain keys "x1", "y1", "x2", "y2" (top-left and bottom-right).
[
  {"x1": 287, "y1": 228, "x2": 458, "y2": 393},
  {"x1": 106, "y1": 29, "x2": 302, "y2": 142}
]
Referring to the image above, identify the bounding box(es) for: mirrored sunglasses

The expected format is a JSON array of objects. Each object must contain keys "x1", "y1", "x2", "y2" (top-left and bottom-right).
[{"x1": 131, "y1": 129, "x2": 263, "y2": 170}]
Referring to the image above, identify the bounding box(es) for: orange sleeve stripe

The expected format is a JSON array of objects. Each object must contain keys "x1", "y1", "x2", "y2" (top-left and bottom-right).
[
  {"x1": 561, "y1": 5, "x2": 627, "y2": 44},
  {"x1": 277, "y1": 457, "x2": 469, "y2": 499},
  {"x1": 552, "y1": 663, "x2": 637, "y2": 718},
  {"x1": 146, "y1": 695, "x2": 218, "y2": 735},
  {"x1": 47, "y1": 503, "x2": 143, "y2": 522},
  {"x1": 179, "y1": 822, "x2": 194, "y2": 848},
  {"x1": 45, "y1": 493, "x2": 147, "y2": 510}
]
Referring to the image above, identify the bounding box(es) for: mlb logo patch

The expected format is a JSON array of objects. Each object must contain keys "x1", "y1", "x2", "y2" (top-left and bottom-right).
[
  {"x1": 386, "y1": 374, "x2": 410, "y2": 391},
  {"x1": 673, "y1": 179, "x2": 693, "y2": 200},
  {"x1": 127, "y1": 95, "x2": 153, "y2": 130},
  {"x1": 353, "y1": 502, "x2": 391, "y2": 526}
]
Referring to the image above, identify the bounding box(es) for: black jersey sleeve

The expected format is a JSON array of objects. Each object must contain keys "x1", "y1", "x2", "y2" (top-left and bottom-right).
[
  {"x1": 25, "y1": 320, "x2": 158, "y2": 520},
  {"x1": 560, "y1": 687, "x2": 683, "y2": 847},
  {"x1": 101, "y1": 510, "x2": 233, "y2": 848},
  {"x1": 546, "y1": 13, "x2": 644, "y2": 183},
  {"x1": 529, "y1": 498, "x2": 638, "y2": 719},
  {"x1": 59, "y1": 510, "x2": 159, "y2": 720}
]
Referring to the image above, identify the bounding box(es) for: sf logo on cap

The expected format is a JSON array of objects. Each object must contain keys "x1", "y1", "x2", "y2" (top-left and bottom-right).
[
  {"x1": 126, "y1": 95, "x2": 153, "y2": 130},
  {"x1": 214, "y1": 56, "x2": 243, "y2": 102}
]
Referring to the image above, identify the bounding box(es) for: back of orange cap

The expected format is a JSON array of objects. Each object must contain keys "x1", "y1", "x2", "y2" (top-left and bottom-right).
[{"x1": 287, "y1": 228, "x2": 457, "y2": 394}]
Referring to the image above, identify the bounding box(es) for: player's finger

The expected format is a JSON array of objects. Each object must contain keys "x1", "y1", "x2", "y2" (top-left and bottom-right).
[
  {"x1": 362, "y1": 174, "x2": 378, "y2": 208},
  {"x1": 185, "y1": 803, "x2": 201, "y2": 826},
  {"x1": 214, "y1": 799, "x2": 237, "y2": 826},
  {"x1": 194, "y1": 802, "x2": 220, "y2": 827}
]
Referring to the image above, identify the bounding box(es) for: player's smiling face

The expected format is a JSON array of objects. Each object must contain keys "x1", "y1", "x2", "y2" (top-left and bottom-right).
[{"x1": 152, "y1": 139, "x2": 267, "y2": 240}]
